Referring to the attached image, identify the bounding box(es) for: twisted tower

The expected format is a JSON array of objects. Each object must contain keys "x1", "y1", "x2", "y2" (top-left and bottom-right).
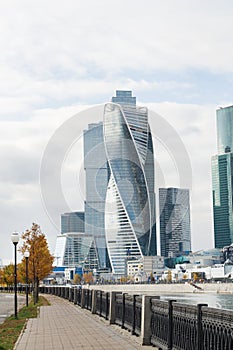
[{"x1": 103, "y1": 91, "x2": 156, "y2": 274}]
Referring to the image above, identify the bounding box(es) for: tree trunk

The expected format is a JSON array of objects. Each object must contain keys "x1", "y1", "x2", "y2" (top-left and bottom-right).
[{"x1": 33, "y1": 277, "x2": 39, "y2": 304}]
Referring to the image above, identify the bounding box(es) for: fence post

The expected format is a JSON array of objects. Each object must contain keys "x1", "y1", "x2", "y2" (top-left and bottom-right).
[
  {"x1": 105, "y1": 292, "x2": 109, "y2": 320},
  {"x1": 81, "y1": 288, "x2": 85, "y2": 308},
  {"x1": 69, "y1": 287, "x2": 72, "y2": 302},
  {"x1": 109, "y1": 291, "x2": 118, "y2": 324},
  {"x1": 141, "y1": 295, "x2": 160, "y2": 345},
  {"x1": 74, "y1": 288, "x2": 78, "y2": 305},
  {"x1": 121, "y1": 293, "x2": 126, "y2": 329},
  {"x1": 91, "y1": 290, "x2": 97, "y2": 314},
  {"x1": 168, "y1": 300, "x2": 176, "y2": 350},
  {"x1": 197, "y1": 304, "x2": 208, "y2": 350},
  {"x1": 99, "y1": 291, "x2": 103, "y2": 316},
  {"x1": 132, "y1": 294, "x2": 138, "y2": 335}
]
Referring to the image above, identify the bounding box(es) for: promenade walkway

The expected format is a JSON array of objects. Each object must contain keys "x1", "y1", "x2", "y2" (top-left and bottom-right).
[{"x1": 15, "y1": 294, "x2": 155, "y2": 350}]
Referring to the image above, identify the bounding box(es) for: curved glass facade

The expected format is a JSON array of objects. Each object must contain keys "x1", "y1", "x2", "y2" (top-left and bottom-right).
[{"x1": 103, "y1": 97, "x2": 156, "y2": 274}]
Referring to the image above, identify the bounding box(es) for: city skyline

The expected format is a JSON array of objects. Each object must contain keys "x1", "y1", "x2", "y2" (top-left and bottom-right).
[{"x1": 1, "y1": 1, "x2": 233, "y2": 264}]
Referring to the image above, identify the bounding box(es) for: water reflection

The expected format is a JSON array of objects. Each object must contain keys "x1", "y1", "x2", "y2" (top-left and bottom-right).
[{"x1": 159, "y1": 293, "x2": 233, "y2": 310}]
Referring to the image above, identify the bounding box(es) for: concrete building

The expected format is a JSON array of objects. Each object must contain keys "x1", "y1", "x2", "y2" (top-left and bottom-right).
[{"x1": 127, "y1": 256, "x2": 164, "y2": 282}]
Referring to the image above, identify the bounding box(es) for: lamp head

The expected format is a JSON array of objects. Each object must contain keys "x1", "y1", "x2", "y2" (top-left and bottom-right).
[
  {"x1": 11, "y1": 231, "x2": 19, "y2": 244},
  {"x1": 24, "y1": 250, "x2": 30, "y2": 258}
]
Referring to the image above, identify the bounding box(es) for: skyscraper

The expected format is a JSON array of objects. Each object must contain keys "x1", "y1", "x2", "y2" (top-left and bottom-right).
[
  {"x1": 54, "y1": 211, "x2": 99, "y2": 269},
  {"x1": 104, "y1": 90, "x2": 156, "y2": 274},
  {"x1": 61, "y1": 211, "x2": 85, "y2": 234},
  {"x1": 84, "y1": 122, "x2": 109, "y2": 269},
  {"x1": 159, "y1": 188, "x2": 191, "y2": 258},
  {"x1": 212, "y1": 105, "x2": 233, "y2": 248}
]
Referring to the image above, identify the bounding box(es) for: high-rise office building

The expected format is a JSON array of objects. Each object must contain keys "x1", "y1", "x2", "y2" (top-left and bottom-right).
[
  {"x1": 61, "y1": 211, "x2": 85, "y2": 234},
  {"x1": 159, "y1": 188, "x2": 191, "y2": 258},
  {"x1": 84, "y1": 122, "x2": 109, "y2": 269},
  {"x1": 212, "y1": 105, "x2": 233, "y2": 248},
  {"x1": 54, "y1": 211, "x2": 99, "y2": 269},
  {"x1": 104, "y1": 90, "x2": 156, "y2": 274}
]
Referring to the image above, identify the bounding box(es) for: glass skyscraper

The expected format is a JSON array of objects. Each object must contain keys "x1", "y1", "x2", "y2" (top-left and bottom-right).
[
  {"x1": 84, "y1": 122, "x2": 109, "y2": 269},
  {"x1": 104, "y1": 91, "x2": 156, "y2": 274},
  {"x1": 54, "y1": 211, "x2": 99, "y2": 269},
  {"x1": 212, "y1": 106, "x2": 233, "y2": 248},
  {"x1": 159, "y1": 188, "x2": 191, "y2": 258},
  {"x1": 61, "y1": 211, "x2": 85, "y2": 234}
]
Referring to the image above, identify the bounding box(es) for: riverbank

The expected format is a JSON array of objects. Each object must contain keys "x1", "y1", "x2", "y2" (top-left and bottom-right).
[{"x1": 88, "y1": 282, "x2": 233, "y2": 294}]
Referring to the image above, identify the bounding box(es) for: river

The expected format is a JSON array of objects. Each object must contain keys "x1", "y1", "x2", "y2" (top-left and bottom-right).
[{"x1": 158, "y1": 293, "x2": 233, "y2": 311}]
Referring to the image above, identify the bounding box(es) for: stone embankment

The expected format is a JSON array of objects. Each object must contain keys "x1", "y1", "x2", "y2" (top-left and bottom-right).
[{"x1": 89, "y1": 282, "x2": 233, "y2": 294}]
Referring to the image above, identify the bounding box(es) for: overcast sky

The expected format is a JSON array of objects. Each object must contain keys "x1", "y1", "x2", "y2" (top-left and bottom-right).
[{"x1": 1, "y1": 0, "x2": 233, "y2": 264}]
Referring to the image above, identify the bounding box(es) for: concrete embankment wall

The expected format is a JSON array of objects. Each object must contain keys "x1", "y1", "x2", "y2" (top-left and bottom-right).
[{"x1": 89, "y1": 283, "x2": 233, "y2": 294}]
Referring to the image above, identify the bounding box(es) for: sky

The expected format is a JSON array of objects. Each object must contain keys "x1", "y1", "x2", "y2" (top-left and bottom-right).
[{"x1": 1, "y1": 0, "x2": 233, "y2": 264}]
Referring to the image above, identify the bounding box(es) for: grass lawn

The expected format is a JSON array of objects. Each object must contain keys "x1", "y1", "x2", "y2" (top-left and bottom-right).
[{"x1": 0, "y1": 296, "x2": 49, "y2": 350}]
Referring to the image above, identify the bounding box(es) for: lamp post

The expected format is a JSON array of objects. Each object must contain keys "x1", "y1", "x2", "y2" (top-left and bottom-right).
[
  {"x1": 24, "y1": 250, "x2": 30, "y2": 307},
  {"x1": 11, "y1": 231, "x2": 19, "y2": 318}
]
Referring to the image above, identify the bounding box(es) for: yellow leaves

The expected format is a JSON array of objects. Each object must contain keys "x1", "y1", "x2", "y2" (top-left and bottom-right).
[
  {"x1": 20, "y1": 223, "x2": 54, "y2": 283},
  {"x1": 83, "y1": 272, "x2": 93, "y2": 284},
  {"x1": 1, "y1": 264, "x2": 14, "y2": 286}
]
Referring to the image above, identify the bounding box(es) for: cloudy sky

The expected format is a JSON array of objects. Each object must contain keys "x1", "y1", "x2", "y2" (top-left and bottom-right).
[{"x1": 1, "y1": 0, "x2": 233, "y2": 264}]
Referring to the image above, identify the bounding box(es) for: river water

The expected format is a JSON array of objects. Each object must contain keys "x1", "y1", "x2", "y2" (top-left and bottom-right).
[{"x1": 158, "y1": 293, "x2": 233, "y2": 311}]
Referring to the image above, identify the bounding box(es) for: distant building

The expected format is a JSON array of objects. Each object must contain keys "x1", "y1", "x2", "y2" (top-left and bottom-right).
[
  {"x1": 54, "y1": 232, "x2": 99, "y2": 270},
  {"x1": 55, "y1": 210, "x2": 98, "y2": 270},
  {"x1": 159, "y1": 188, "x2": 191, "y2": 258},
  {"x1": 212, "y1": 105, "x2": 233, "y2": 248},
  {"x1": 187, "y1": 248, "x2": 223, "y2": 266},
  {"x1": 223, "y1": 243, "x2": 233, "y2": 263},
  {"x1": 127, "y1": 256, "x2": 164, "y2": 282}
]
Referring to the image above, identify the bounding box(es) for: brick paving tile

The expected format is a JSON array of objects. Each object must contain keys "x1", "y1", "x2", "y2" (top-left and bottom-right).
[{"x1": 14, "y1": 294, "x2": 156, "y2": 350}]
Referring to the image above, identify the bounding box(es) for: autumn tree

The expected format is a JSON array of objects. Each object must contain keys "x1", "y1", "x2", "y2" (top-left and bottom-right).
[
  {"x1": 20, "y1": 223, "x2": 54, "y2": 303},
  {"x1": 167, "y1": 270, "x2": 172, "y2": 283},
  {"x1": 73, "y1": 274, "x2": 82, "y2": 284},
  {"x1": 0, "y1": 268, "x2": 3, "y2": 286},
  {"x1": 83, "y1": 271, "x2": 93, "y2": 284},
  {"x1": 3, "y1": 264, "x2": 14, "y2": 286}
]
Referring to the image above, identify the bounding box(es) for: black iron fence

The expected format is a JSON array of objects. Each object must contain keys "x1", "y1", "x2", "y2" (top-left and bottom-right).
[
  {"x1": 35, "y1": 286, "x2": 233, "y2": 350},
  {"x1": 0, "y1": 285, "x2": 33, "y2": 293}
]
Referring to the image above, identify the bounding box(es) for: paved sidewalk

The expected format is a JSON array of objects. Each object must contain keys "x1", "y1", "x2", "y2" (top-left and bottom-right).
[{"x1": 15, "y1": 294, "x2": 155, "y2": 350}]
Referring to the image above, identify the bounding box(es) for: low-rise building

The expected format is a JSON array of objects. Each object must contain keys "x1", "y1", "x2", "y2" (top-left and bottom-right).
[{"x1": 127, "y1": 256, "x2": 165, "y2": 282}]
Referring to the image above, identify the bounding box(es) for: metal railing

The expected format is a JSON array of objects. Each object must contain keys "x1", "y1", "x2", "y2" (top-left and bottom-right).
[{"x1": 37, "y1": 286, "x2": 233, "y2": 350}]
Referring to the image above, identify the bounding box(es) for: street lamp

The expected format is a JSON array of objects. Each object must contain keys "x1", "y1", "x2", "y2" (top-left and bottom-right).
[
  {"x1": 24, "y1": 249, "x2": 30, "y2": 307},
  {"x1": 11, "y1": 231, "x2": 19, "y2": 318}
]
